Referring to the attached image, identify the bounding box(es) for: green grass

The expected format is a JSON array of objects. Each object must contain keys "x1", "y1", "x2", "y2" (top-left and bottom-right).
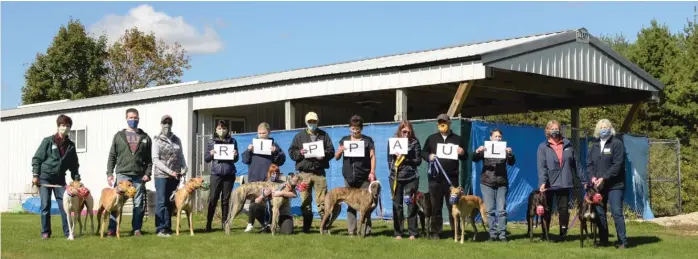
[{"x1": 2, "y1": 212, "x2": 696, "y2": 259}]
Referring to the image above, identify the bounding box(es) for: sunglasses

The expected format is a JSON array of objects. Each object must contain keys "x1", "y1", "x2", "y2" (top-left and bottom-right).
[{"x1": 401, "y1": 130, "x2": 411, "y2": 134}]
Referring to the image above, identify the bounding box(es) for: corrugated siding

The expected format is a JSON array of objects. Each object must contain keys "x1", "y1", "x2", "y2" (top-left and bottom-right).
[
  {"x1": 193, "y1": 61, "x2": 487, "y2": 110},
  {"x1": 487, "y1": 41, "x2": 652, "y2": 91},
  {"x1": 0, "y1": 98, "x2": 190, "y2": 212}
]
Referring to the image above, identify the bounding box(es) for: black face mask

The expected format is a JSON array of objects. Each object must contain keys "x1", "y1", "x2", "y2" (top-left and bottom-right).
[{"x1": 550, "y1": 130, "x2": 560, "y2": 138}]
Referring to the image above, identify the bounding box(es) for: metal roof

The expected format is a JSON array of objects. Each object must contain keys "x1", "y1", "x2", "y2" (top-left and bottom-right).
[{"x1": 1, "y1": 28, "x2": 663, "y2": 120}]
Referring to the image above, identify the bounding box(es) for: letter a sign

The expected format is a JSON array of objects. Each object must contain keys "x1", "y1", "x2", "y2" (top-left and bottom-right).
[
  {"x1": 389, "y1": 138, "x2": 408, "y2": 155},
  {"x1": 436, "y1": 143, "x2": 458, "y2": 160}
]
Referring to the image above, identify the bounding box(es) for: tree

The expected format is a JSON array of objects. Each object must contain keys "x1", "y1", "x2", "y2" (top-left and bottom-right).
[
  {"x1": 21, "y1": 19, "x2": 109, "y2": 105},
  {"x1": 105, "y1": 28, "x2": 191, "y2": 94}
]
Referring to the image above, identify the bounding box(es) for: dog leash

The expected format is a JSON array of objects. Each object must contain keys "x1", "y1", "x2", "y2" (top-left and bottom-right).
[
  {"x1": 391, "y1": 155, "x2": 405, "y2": 199},
  {"x1": 428, "y1": 158, "x2": 454, "y2": 187}
]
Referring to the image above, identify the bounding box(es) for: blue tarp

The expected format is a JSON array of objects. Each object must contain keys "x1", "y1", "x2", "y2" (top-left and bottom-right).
[
  {"x1": 623, "y1": 134, "x2": 655, "y2": 219},
  {"x1": 23, "y1": 197, "x2": 61, "y2": 215},
  {"x1": 231, "y1": 124, "x2": 399, "y2": 220}
]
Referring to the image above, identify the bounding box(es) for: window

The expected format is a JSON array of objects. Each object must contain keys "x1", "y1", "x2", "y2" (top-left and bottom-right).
[
  {"x1": 68, "y1": 128, "x2": 87, "y2": 153},
  {"x1": 213, "y1": 117, "x2": 246, "y2": 134}
]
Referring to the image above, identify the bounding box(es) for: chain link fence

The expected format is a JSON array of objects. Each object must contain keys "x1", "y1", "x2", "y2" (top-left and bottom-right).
[{"x1": 648, "y1": 139, "x2": 682, "y2": 217}]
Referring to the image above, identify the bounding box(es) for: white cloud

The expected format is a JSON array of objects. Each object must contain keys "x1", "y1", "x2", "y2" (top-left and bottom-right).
[{"x1": 89, "y1": 4, "x2": 223, "y2": 54}]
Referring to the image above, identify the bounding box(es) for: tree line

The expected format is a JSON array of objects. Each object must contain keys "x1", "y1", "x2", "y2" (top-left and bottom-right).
[{"x1": 21, "y1": 18, "x2": 191, "y2": 104}]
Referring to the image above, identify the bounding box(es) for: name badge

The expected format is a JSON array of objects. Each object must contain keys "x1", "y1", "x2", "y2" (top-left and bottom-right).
[
  {"x1": 51, "y1": 145, "x2": 57, "y2": 150},
  {"x1": 603, "y1": 148, "x2": 611, "y2": 154}
]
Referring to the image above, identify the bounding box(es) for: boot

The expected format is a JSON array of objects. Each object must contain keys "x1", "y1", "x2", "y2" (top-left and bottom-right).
[{"x1": 302, "y1": 214, "x2": 313, "y2": 233}]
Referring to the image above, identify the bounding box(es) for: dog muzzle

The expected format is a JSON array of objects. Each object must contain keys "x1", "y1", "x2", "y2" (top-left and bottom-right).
[
  {"x1": 536, "y1": 205, "x2": 545, "y2": 216},
  {"x1": 200, "y1": 181, "x2": 210, "y2": 191},
  {"x1": 449, "y1": 195, "x2": 458, "y2": 205},
  {"x1": 403, "y1": 195, "x2": 412, "y2": 204},
  {"x1": 77, "y1": 187, "x2": 90, "y2": 198},
  {"x1": 592, "y1": 193, "x2": 603, "y2": 204},
  {"x1": 296, "y1": 182, "x2": 309, "y2": 192}
]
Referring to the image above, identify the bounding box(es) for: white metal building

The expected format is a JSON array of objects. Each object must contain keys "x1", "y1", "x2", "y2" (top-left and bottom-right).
[{"x1": 0, "y1": 28, "x2": 663, "y2": 212}]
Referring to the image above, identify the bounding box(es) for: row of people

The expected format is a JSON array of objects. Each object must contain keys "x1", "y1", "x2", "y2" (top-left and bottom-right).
[{"x1": 32, "y1": 109, "x2": 626, "y2": 248}]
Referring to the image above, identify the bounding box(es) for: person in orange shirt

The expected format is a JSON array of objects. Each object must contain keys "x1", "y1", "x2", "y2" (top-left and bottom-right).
[{"x1": 536, "y1": 120, "x2": 585, "y2": 242}]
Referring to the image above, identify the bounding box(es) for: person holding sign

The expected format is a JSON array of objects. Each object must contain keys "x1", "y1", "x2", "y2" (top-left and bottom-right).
[
  {"x1": 420, "y1": 113, "x2": 467, "y2": 240},
  {"x1": 334, "y1": 115, "x2": 376, "y2": 236},
  {"x1": 586, "y1": 119, "x2": 627, "y2": 249},
  {"x1": 386, "y1": 120, "x2": 422, "y2": 240},
  {"x1": 536, "y1": 120, "x2": 584, "y2": 242},
  {"x1": 204, "y1": 120, "x2": 240, "y2": 232},
  {"x1": 288, "y1": 111, "x2": 335, "y2": 233},
  {"x1": 473, "y1": 128, "x2": 515, "y2": 242},
  {"x1": 242, "y1": 122, "x2": 286, "y2": 232}
]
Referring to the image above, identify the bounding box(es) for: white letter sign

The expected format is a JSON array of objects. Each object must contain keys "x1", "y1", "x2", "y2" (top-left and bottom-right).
[
  {"x1": 436, "y1": 143, "x2": 459, "y2": 160},
  {"x1": 253, "y1": 138, "x2": 272, "y2": 155},
  {"x1": 214, "y1": 144, "x2": 236, "y2": 160},
  {"x1": 303, "y1": 141, "x2": 325, "y2": 158},
  {"x1": 343, "y1": 141, "x2": 365, "y2": 157},
  {"x1": 484, "y1": 141, "x2": 507, "y2": 159},
  {"x1": 389, "y1": 138, "x2": 408, "y2": 155}
]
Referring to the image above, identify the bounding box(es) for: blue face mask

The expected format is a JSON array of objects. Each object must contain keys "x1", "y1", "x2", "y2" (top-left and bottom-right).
[
  {"x1": 307, "y1": 124, "x2": 317, "y2": 131},
  {"x1": 127, "y1": 119, "x2": 139, "y2": 129},
  {"x1": 270, "y1": 173, "x2": 279, "y2": 182},
  {"x1": 599, "y1": 128, "x2": 611, "y2": 138}
]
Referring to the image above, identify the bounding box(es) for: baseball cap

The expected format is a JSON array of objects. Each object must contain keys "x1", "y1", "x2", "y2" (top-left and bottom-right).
[
  {"x1": 161, "y1": 115, "x2": 173, "y2": 123},
  {"x1": 436, "y1": 113, "x2": 450, "y2": 122},
  {"x1": 305, "y1": 112, "x2": 319, "y2": 122}
]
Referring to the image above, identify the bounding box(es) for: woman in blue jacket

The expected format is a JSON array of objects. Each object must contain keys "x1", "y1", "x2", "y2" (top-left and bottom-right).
[
  {"x1": 536, "y1": 120, "x2": 585, "y2": 241},
  {"x1": 586, "y1": 119, "x2": 627, "y2": 249},
  {"x1": 204, "y1": 120, "x2": 239, "y2": 232},
  {"x1": 242, "y1": 122, "x2": 286, "y2": 232}
]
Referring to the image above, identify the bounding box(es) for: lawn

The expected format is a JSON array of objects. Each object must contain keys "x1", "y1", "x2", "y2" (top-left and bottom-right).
[{"x1": 1, "y1": 212, "x2": 696, "y2": 259}]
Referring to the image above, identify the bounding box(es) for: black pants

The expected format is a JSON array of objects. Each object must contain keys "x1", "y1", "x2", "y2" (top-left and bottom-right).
[
  {"x1": 544, "y1": 188, "x2": 570, "y2": 236},
  {"x1": 207, "y1": 174, "x2": 235, "y2": 230},
  {"x1": 249, "y1": 202, "x2": 294, "y2": 234},
  {"x1": 428, "y1": 175, "x2": 458, "y2": 236},
  {"x1": 249, "y1": 202, "x2": 270, "y2": 226},
  {"x1": 391, "y1": 177, "x2": 419, "y2": 237}
]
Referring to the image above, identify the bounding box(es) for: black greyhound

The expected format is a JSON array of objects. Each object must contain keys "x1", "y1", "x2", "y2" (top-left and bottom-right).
[
  {"x1": 526, "y1": 190, "x2": 550, "y2": 242},
  {"x1": 580, "y1": 185, "x2": 603, "y2": 248}
]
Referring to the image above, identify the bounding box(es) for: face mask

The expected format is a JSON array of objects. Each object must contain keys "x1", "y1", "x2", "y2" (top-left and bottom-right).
[
  {"x1": 438, "y1": 124, "x2": 449, "y2": 133},
  {"x1": 307, "y1": 123, "x2": 317, "y2": 131},
  {"x1": 550, "y1": 130, "x2": 560, "y2": 138},
  {"x1": 491, "y1": 137, "x2": 502, "y2": 142},
  {"x1": 350, "y1": 129, "x2": 361, "y2": 137},
  {"x1": 127, "y1": 119, "x2": 139, "y2": 129},
  {"x1": 258, "y1": 133, "x2": 268, "y2": 139},
  {"x1": 57, "y1": 126, "x2": 71, "y2": 136},
  {"x1": 599, "y1": 128, "x2": 611, "y2": 138},
  {"x1": 270, "y1": 173, "x2": 279, "y2": 182},
  {"x1": 161, "y1": 124, "x2": 171, "y2": 135},
  {"x1": 216, "y1": 129, "x2": 228, "y2": 138}
]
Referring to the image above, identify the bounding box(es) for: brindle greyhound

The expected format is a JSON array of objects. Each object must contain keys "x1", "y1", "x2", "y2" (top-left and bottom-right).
[{"x1": 320, "y1": 181, "x2": 382, "y2": 238}]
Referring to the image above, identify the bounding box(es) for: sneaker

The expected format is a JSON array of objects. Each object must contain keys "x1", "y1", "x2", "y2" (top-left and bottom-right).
[
  {"x1": 157, "y1": 231, "x2": 171, "y2": 237},
  {"x1": 244, "y1": 224, "x2": 254, "y2": 233},
  {"x1": 499, "y1": 237, "x2": 508, "y2": 243},
  {"x1": 617, "y1": 244, "x2": 628, "y2": 249},
  {"x1": 133, "y1": 230, "x2": 142, "y2": 236},
  {"x1": 107, "y1": 230, "x2": 116, "y2": 237},
  {"x1": 41, "y1": 233, "x2": 49, "y2": 240},
  {"x1": 259, "y1": 225, "x2": 271, "y2": 233}
]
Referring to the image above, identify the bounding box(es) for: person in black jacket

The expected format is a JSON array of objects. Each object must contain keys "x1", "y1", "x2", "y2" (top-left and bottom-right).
[
  {"x1": 586, "y1": 119, "x2": 628, "y2": 249},
  {"x1": 32, "y1": 114, "x2": 80, "y2": 240},
  {"x1": 242, "y1": 122, "x2": 286, "y2": 232},
  {"x1": 421, "y1": 114, "x2": 467, "y2": 239},
  {"x1": 387, "y1": 120, "x2": 422, "y2": 240},
  {"x1": 288, "y1": 111, "x2": 335, "y2": 233},
  {"x1": 334, "y1": 115, "x2": 376, "y2": 236},
  {"x1": 204, "y1": 120, "x2": 239, "y2": 232},
  {"x1": 473, "y1": 128, "x2": 515, "y2": 242}
]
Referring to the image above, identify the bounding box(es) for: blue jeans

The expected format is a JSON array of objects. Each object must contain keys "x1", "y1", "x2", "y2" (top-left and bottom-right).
[
  {"x1": 595, "y1": 188, "x2": 627, "y2": 246},
  {"x1": 480, "y1": 184, "x2": 507, "y2": 239},
  {"x1": 155, "y1": 177, "x2": 179, "y2": 233},
  {"x1": 109, "y1": 174, "x2": 146, "y2": 233},
  {"x1": 39, "y1": 179, "x2": 69, "y2": 237}
]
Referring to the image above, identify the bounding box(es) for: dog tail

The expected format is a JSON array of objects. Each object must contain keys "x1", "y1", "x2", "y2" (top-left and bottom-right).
[{"x1": 479, "y1": 198, "x2": 488, "y2": 228}]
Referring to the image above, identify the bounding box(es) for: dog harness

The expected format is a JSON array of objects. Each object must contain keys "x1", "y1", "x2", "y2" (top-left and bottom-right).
[
  {"x1": 428, "y1": 159, "x2": 454, "y2": 187},
  {"x1": 391, "y1": 155, "x2": 406, "y2": 199}
]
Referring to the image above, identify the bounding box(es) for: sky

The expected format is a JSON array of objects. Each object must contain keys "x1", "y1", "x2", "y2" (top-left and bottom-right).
[{"x1": 1, "y1": 1, "x2": 695, "y2": 110}]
